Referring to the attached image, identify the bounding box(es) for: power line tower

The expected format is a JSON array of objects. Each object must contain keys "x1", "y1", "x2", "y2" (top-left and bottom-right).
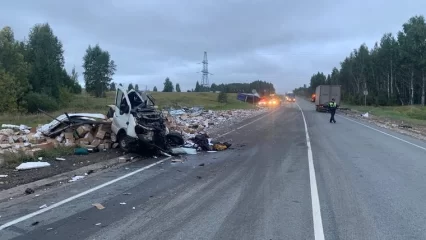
[{"x1": 199, "y1": 51, "x2": 212, "y2": 87}]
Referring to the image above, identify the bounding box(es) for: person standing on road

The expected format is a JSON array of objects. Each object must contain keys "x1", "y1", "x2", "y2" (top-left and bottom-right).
[{"x1": 328, "y1": 98, "x2": 337, "y2": 123}]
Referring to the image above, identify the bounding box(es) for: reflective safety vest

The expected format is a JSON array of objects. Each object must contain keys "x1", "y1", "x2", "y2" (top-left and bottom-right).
[{"x1": 329, "y1": 102, "x2": 337, "y2": 107}]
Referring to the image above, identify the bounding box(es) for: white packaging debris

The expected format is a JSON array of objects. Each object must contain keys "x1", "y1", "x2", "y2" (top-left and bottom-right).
[
  {"x1": 55, "y1": 158, "x2": 66, "y2": 161},
  {"x1": 0, "y1": 175, "x2": 8, "y2": 178},
  {"x1": 171, "y1": 147, "x2": 197, "y2": 155},
  {"x1": 69, "y1": 176, "x2": 85, "y2": 182},
  {"x1": 16, "y1": 162, "x2": 51, "y2": 170}
]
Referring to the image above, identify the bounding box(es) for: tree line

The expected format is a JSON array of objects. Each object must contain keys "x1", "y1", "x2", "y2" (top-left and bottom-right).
[
  {"x1": 0, "y1": 23, "x2": 116, "y2": 113},
  {"x1": 187, "y1": 80, "x2": 275, "y2": 96},
  {"x1": 294, "y1": 15, "x2": 426, "y2": 106}
]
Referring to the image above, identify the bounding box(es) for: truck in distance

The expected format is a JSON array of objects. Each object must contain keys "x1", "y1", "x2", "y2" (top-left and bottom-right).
[{"x1": 314, "y1": 85, "x2": 341, "y2": 112}]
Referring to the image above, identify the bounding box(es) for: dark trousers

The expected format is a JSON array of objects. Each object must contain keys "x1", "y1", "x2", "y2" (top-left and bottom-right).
[{"x1": 330, "y1": 111, "x2": 336, "y2": 123}]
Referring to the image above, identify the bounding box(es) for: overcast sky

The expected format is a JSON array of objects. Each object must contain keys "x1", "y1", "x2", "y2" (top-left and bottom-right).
[{"x1": 1, "y1": 0, "x2": 426, "y2": 93}]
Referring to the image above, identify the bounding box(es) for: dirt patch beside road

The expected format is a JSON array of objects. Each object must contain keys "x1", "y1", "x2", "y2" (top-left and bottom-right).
[
  {"x1": 340, "y1": 108, "x2": 426, "y2": 141},
  {"x1": 0, "y1": 150, "x2": 125, "y2": 191}
]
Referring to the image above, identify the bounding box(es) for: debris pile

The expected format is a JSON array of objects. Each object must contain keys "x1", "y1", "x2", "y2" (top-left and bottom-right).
[
  {"x1": 163, "y1": 107, "x2": 269, "y2": 139},
  {"x1": 0, "y1": 113, "x2": 116, "y2": 157}
]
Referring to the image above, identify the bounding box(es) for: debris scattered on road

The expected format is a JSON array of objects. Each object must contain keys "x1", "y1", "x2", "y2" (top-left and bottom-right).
[
  {"x1": 95, "y1": 223, "x2": 102, "y2": 226},
  {"x1": 92, "y1": 203, "x2": 105, "y2": 210},
  {"x1": 46, "y1": 228, "x2": 53, "y2": 231},
  {"x1": 55, "y1": 157, "x2": 66, "y2": 161},
  {"x1": 132, "y1": 207, "x2": 136, "y2": 210},
  {"x1": 171, "y1": 159, "x2": 183, "y2": 163},
  {"x1": 164, "y1": 107, "x2": 268, "y2": 140},
  {"x1": 25, "y1": 188, "x2": 35, "y2": 195},
  {"x1": 31, "y1": 221, "x2": 39, "y2": 226},
  {"x1": 68, "y1": 175, "x2": 84, "y2": 182},
  {"x1": 171, "y1": 147, "x2": 197, "y2": 155},
  {"x1": 86, "y1": 169, "x2": 95, "y2": 175},
  {"x1": 0, "y1": 113, "x2": 115, "y2": 158},
  {"x1": 199, "y1": 163, "x2": 205, "y2": 167},
  {"x1": 0, "y1": 174, "x2": 8, "y2": 178},
  {"x1": 361, "y1": 112, "x2": 369, "y2": 118},
  {"x1": 207, "y1": 151, "x2": 217, "y2": 153},
  {"x1": 120, "y1": 202, "x2": 126, "y2": 205},
  {"x1": 39, "y1": 204, "x2": 47, "y2": 209},
  {"x1": 35, "y1": 194, "x2": 40, "y2": 197},
  {"x1": 123, "y1": 193, "x2": 132, "y2": 195},
  {"x1": 196, "y1": 176, "x2": 202, "y2": 179},
  {"x1": 16, "y1": 162, "x2": 51, "y2": 170}
]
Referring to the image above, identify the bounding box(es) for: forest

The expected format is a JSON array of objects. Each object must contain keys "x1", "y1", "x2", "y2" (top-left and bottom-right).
[{"x1": 294, "y1": 15, "x2": 426, "y2": 106}]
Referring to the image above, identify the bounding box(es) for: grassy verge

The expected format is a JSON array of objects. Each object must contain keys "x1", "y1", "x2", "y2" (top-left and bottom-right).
[
  {"x1": 0, "y1": 92, "x2": 255, "y2": 127},
  {"x1": 2, "y1": 146, "x2": 75, "y2": 168},
  {"x1": 340, "y1": 103, "x2": 426, "y2": 126}
]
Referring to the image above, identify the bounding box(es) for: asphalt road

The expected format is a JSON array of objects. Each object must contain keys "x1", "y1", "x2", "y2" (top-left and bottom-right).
[{"x1": 1, "y1": 99, "x2": 426, "y2": 240}]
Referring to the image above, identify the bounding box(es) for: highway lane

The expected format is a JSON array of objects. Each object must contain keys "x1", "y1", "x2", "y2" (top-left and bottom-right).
[
  {"x1": 1, "y1": 105, "x2": 315, "y2": 240},
  {"x1": 2, "y1": 99, "x2": 426, "y2": 240},
  {"x1": 298, "y1": 98, "x2": 426, "y2": 240}
]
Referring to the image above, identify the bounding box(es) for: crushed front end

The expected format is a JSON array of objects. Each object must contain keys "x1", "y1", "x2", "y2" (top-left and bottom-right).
[{"x1": 133, "y1": 107, "x2": 168, "y2": 150}]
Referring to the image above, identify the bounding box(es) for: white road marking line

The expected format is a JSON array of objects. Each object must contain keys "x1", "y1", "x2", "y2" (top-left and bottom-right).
[
  {"x1": 0, "y1": 157, "x2": 172, "y2": 231},
  {"x1": 216, "y1": 108, "x2": 279, "y2": 138},
  {"x1": 338, "y1": 114, "x2": 426, "y2": 152},
  {"x1": 296, "y1": 103, "x2": 325, "y2": 240}
]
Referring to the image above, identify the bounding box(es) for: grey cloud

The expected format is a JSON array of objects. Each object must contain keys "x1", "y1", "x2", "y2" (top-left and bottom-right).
[{"x1": 1, "y1": 0, "x2": 426, "y2": 93}]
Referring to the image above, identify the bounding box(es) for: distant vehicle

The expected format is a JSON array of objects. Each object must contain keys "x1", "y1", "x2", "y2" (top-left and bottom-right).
[
  {"x1": 314, "y1": 85, "x2": 341, "y2": 112},
  {"x1": 257, "y1": 96, "x2": 279, "y2": 107},
  {"x1": 311, "y1": 94, "x2": 316, "y2": 102},
  {"x1": 285, "y1": 92, "x2": 296, "y2": 102}
]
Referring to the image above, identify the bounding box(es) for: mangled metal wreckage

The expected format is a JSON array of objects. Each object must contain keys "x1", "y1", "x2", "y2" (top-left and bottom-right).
[{"x1": 109, "y1": 85, "x2": 184, "y2": 152}]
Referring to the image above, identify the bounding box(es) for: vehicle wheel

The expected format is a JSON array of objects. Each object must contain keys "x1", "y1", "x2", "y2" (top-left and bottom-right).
[
  {"x1": 166, "y1": 132, "x2": 184, "y2": 147},
  {"x1": 118, "y1": 132, "x2": 131, "y2": 152}
]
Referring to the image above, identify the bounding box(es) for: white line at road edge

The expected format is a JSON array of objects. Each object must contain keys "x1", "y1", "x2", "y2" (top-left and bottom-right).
[
  {"x1": 296, "y1": 103, "x2": 325, "y2": 240},
  {"x1": 338, "y1": 114, "x2": 426, "y2": 151},
  {"x1": 0, "y1": 157, "x2": 172, "y2": 231}
]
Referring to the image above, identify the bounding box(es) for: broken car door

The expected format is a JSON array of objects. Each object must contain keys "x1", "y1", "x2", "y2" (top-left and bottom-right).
[{"x1": 112, "y1": 87, "x2": 137, "y2": 138}]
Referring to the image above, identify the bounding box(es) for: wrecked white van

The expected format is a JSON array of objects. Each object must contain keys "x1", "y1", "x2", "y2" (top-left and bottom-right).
[{"x1": 110, "y1": 85, "x2": 183, "y2": 152}]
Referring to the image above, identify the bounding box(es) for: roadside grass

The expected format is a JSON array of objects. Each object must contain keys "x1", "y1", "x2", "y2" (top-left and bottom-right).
[
  {"x1": 151, "y1": 92, "x2": 255, "y2": 110},
  {"x1": 0, "y1": 92, "x2": 255, "y2": 127},
  {"x1": 341, "y1": 103, "x2": 426, "y2": 126},
  {"x1": 2, "y1": 146, "x2": 75, "y2": 169}
]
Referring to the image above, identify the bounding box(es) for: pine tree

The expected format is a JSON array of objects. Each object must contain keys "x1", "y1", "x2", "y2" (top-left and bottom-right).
[
  {"x1": 162, "y1": 77, "x2": 174, "y2": 92},
  {"x1": 83, "y1": 44, "x2": 116, "y2": 97}
]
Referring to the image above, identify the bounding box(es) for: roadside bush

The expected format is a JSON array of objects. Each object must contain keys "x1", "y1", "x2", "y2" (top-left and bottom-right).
[
  {"x1": 406, "y1": 108, "x2": 426, "y2": 120},
  {"x1": 58, "y1": 87, "x2": 73, "y2": 107},
  {"x1": 23, "y1": 92, "x2": 59, "y2": 113},
  {"x1": 217, "y1": 92, "x2": 228, "y2": 103}
]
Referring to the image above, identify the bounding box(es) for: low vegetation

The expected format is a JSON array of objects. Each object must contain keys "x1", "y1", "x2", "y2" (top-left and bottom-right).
[
  {"x1": 0, "y1": 91, "x2": 255, "y2": 126},
  {"x1": 341, "y1": 103, "x2": 426, "y2": 126}
]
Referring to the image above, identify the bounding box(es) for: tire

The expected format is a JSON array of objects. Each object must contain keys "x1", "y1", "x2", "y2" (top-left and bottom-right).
[
  {"x1": 166, "y1": 132, "x2": 184, "y2": 147},
  {"x1": 118, "y1": 132, "x2": 131, "y2": 152}
]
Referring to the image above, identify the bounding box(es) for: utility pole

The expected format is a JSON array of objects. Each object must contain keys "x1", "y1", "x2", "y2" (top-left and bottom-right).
[{"x1": 199, "y1": 51, "x2": 213, "y2": 87}]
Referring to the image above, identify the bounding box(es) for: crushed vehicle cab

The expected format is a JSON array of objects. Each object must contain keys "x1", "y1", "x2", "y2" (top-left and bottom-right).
[{"x1": 110, "y1": 85, "x2": 183, "y2": 152}]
